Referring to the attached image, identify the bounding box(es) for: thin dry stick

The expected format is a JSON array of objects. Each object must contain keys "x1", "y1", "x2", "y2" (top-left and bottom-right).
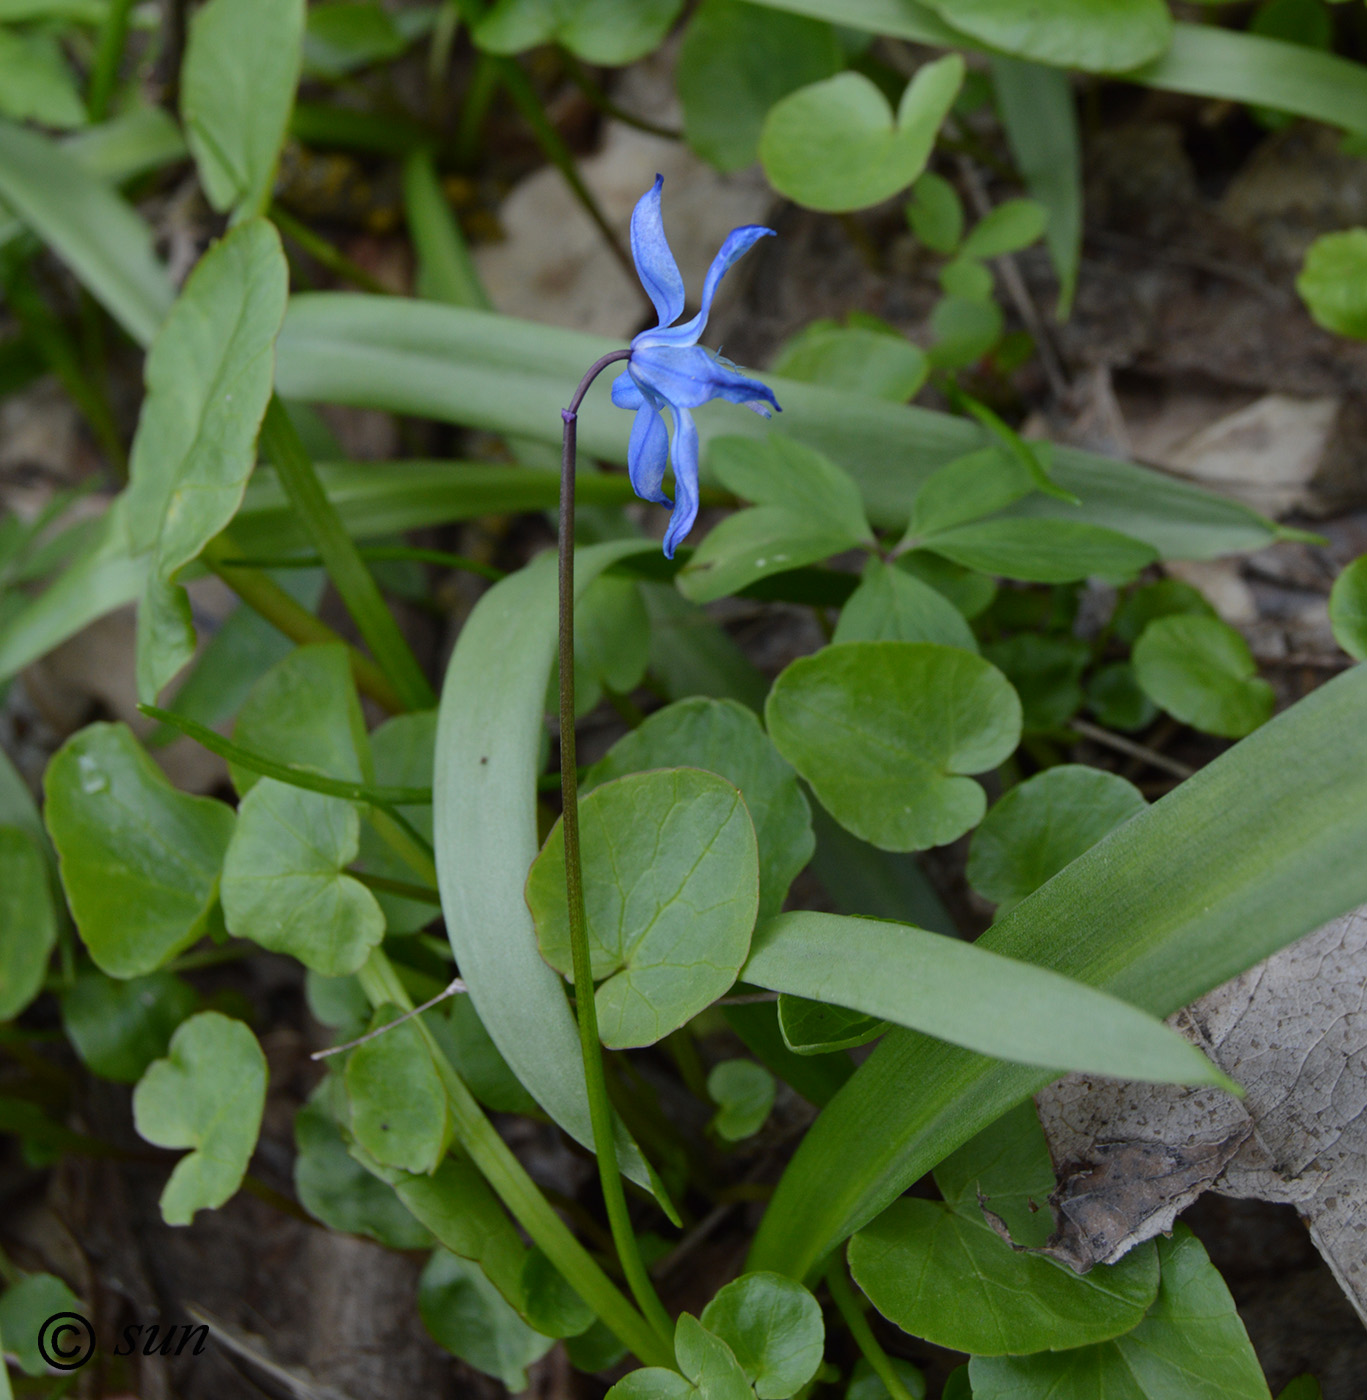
[
  {"x1": 956, "y1": 155, "x2": 1071, "y2": 403},
  {"x1": 1069, "y1": 716, "x2": 1195, "y2": 780},
  {"x1": 310, "y1": 978, "x2": 467, "y2": 1060}
]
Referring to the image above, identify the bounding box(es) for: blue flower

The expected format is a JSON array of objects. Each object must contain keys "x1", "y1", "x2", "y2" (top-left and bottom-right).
[{"x1": 612, "y1": 176, "x2": 780, "y2": 558}]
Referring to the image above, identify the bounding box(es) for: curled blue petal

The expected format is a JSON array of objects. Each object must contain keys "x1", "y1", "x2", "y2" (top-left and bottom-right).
[
  {"x1": 627, "y1": 402, "x2": 671, "y2": 506},
  {"x1": 611, "y1": 370, "x2": 644, "y2": 410},
  {"x1": 636, "y1": 226, "x2": 775, "y2": 349},
  {"x1": 662, "y1": 407, "x2": 700, "y2": 560},
  {"x1": 629, "y1": 343, "x2": 780, "y2": 414},
  {"x1": 630, "y1": 175, "x2": 686, "y2": 330}
]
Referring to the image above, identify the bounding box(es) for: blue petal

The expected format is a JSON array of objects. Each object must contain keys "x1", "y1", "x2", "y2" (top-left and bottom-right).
[
  {"x1": 629, "y1": 343, "x2": 781, "y2": 414},
  {"x1": 627, "y1": 403, "x2": 671, "y2": 506},
  {"x1": 636, "y1": 225, "x2": 775, "y2": 349},
  {"x1": 611, "y1": 370, "x2": 644, "y2": 410},
  {"x1": 630, "y1": 175, "x2": 686, "y2": 330},
  {"x1": 662, "y1": 407, "x2": 700, "y2": 559}
]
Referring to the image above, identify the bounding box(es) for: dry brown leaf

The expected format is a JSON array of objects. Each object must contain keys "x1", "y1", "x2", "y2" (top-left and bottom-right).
[{"x1": 1034, "y1": 905, "x2": 1367, "y2": 1323}]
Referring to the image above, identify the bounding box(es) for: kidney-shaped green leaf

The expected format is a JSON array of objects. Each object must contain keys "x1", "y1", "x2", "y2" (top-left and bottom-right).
[
  {"x1": 766, "y1": 641, "x2": 1022, "y2": 851},
  {"x1": 474, "y1": 0, "x2": 684, "y2": 65},
  {"x1": 921, "y1": 0, "x2": 1173, "y2": 72},
  {"x1": 527, "y1": 769, "x2": 760, "y2": 1047},
  {"x1": 221, "y1": 780, "x2": 384, "y2": 976},
  {"x1": 1133, "y1": 615, "x2": 1274, "y2": 739},
  {"x1": 60, "y1": 969, "x2": 197, "y2": 1083},
  {"x1": 760, "y1": 57, "x2": 964, "y2": 212},
  {"x1": 850, "y1": 1101, "x2": 1159, "y2": 1356},
  {"x1": 1297, "y1": 229, "x2": 1367, "y2": 341},
  {"x1": 708, "y1": 1058, "x2": 777, "y2": 1141},
  {"x1": 585, "y1": 696, "x2": 813, "y2": 919},
  {"x1": 345, "y1": 1005, "x2": 448, "y2": 1173},
  {"x1": 44, "y1": 723, "x2": 235, "y2": 978},
  {"x1": 700, "y1": 1271, "x2": 824, "y2": 1399},
  {"x1": 742, "y1": 911, "x2": 1232, "y2": 1087},
  {"x1": 968, "y1": 1226, "x2": 1271, "y2": 1399},
  {"x1": 0, "y1": 825, "x2": 56, "y2": 1020},
  {"x1": 968, "y1": 765, "x2": 1147, "y2": 915},
  {"x1": 1329, "y1": 554, "x2": 1367, "y2": 661},
  {"x1": 132, "y1": 1011, "x2": 267, "y2": 1225}
]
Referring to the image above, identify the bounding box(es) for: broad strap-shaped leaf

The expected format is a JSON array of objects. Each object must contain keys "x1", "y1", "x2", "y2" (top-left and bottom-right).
[
  {"x1": 528, "y1": 769, "x2": 760, "y2": 1048},
  {"x1": 273, "y1": 294, "x2": 1282, "y2": 559},
  {"x1": 0, "y1": 117, "x2": 172, "y2": 346},
  {"x1": 132, "y1": 1011, "x2": 267, "y2": 1225},
  {"x1": 760, "y1": 57, "x2": 964, "y2": 212},
  {"x1": 44, "y1": 723, "x2": 235, "y2": 978},
  {"x1": 585, "y1": 696, "x2": 813, "y2": 920},
  {"x1": 747, "y1": 663, "x2": 1367, "y2": 1281},
  {"x1": 221, "y1": 780, "x2": 385, "y2": 976},
  {"x1": 969, "y1": 1227, "x2": 1272, "y2": 1399},
  {"x1": 181, "y1": 0, "x2": 305, "y2": 217},
  {"x1": 920, "y1": 0, "x2": 1173, "y2": 72},
  {"x1": 126, "y1": 218, "x2": 289, "y2": 700},
  {"x1": 433, "y1": 541, "x2": 667, "y2": 1192},
  {"x1": 917, "y1": 518, "x2": 1158, "y2": 584},
  {"x1": 742, "y1": 912, "x2": 1232, "y2": 1086},
  {"x1": 766, "y1": 641, "x2": 1022, "y2": 852}
]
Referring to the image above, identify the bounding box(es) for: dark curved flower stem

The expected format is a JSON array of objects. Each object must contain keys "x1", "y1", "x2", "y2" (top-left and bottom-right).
[{"x1": 561, "y1": 349, "x2": 676, "y2": 1349}]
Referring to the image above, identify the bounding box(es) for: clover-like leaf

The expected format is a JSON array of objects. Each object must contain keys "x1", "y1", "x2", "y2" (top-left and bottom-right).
[
  {"x1": 0, "y1": 1273, "x2": 85, "y2": 1377},
  {"x1": 700, "y1": 1271, "x2": 824, "y2": 1399},
  {"x1": 961, "y1": 199, "x2": 1049, "y2": 258},
  {"x1": 221, "y1": 780, "x2": 385, "y2": 975},
  {"x1": 850, "y1": 1103, "x2": 1161, "y2": 1356},
  {"x1": 766, "y1": 642, "x2": 1022, "y2": 852},
  {"x1": 1329, "y1": 553, "x2": 1367, "y2": 661},
  {"x1": 132, "y1": 1011, "x2": 267, "y2": 1225},
  {"x1": 345, "y1": 1005, "x2": 448, "y2": 1173},
  {"x1": 61, "y1": 970, "x2": 198, "y2": 1083},
  {"x1": 1297, "y1": 229, "x2": 1367, "y2": 341},
  {"x1": 708, "y1": 1058, "x2": 776, "y2": 1141},
  {"x1": 527, "y1": 769, "x2": 760, "y2": 1047},
  {"x1": 474, "y1": 0, "x2": 684, "y2": 65},
  {"x1": 126, "y1": 219, "x2": 288, "y2": 701},
  {"x1": 968, "y1": 766, "x2": 1146, "y2": 915},
  {"x1": 968, "y1": 1227, "x2": 1271, "y2": 1398},
  {"x1": 44, "y1": 723, "x2": 235, "y2": 978},
  {"x1": 760, "y1": 56, "x2": 964, "y2": 212},
  {"x1": 921, "y1": 0, "x2": 1173, "y2": 72},
  {"x1": 833, "y1": 558, "x2": 978, "y2": 652},
  {"x1": 585, "y1": 697, "x2": 813, "y2": 919},
  {"x1": 1133, "y1": 615, "x2": 1275, "y2": 739},
  {"x1": 0, "y1": 826, "x2": 56, "y2": 1021}
]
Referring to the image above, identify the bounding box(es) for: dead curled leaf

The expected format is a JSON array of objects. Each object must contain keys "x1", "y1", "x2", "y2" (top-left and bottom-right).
[{"x1": 1020, "y1": 906, "x2": 1367, "y2": 1324}]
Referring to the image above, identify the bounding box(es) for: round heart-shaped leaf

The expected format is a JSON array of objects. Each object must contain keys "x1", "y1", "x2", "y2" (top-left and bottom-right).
[{"x1": 765, "y1": 642, "x2": 1022, "y2": 851}]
